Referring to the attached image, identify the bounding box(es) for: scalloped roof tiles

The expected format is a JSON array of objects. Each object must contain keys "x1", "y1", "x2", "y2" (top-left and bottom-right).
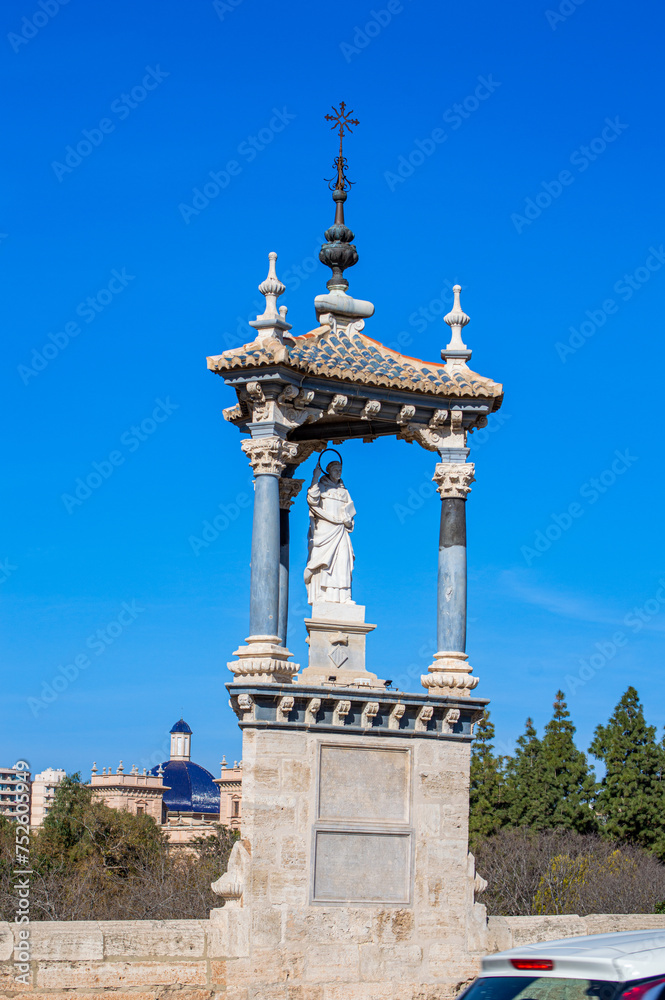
[{"x1": 207, "y1": 326, "x2": 502, "y2": 401}]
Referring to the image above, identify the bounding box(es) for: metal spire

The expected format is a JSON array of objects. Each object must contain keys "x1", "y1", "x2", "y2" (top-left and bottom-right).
[{"x1": 320, "y1": 103, "x2": 360, "y2": 291}]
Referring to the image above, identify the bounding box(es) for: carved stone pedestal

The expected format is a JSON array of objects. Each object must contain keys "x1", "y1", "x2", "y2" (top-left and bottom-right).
[
  {"x1": 228, "y1": 633, "x2": 299, "y2": 684},
  {"x1": 422, "y1": 650, "x2": 479, "y2": 696},
  {"x1": 211, "y1": 681, "x2": 490, "y2": 995},
  {"x1": 298, "y1": 601, "x2": 381, "y2": 688}
]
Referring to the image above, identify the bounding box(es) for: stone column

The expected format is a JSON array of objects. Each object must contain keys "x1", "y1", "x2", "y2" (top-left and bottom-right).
[
  {"x1": 228, "y1": 436, "x2": 299, "y2": 683},
  {"x1": 422, "y1": 462, "x2": 479, "y2": 696},
  {"x1": 277, "y1": 477, "x2": 304, "y2": 647}
]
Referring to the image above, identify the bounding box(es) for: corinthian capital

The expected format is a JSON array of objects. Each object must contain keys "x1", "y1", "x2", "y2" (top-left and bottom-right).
[
  {"x1": 433, "y1": 462, "x2": 475, "y2": 500},
  {"x1": 241, "y1": 436, "x2": 298, "y2": 476},
  {"x1": 278, "y1": 477, "x2": 305, "y2": 510}
]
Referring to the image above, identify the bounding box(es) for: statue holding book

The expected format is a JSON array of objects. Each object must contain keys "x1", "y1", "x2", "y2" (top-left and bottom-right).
[{"x1": 304, "y1": 453, "x2": 355, "y2": 605}]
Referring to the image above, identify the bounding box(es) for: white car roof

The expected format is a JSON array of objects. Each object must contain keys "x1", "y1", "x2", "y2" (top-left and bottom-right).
[{"x1": 482, "y1": 930, "x2": 665, "y2": 983}]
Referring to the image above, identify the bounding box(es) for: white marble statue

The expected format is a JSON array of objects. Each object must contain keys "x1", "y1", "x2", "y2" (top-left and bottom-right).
[{"x1": 304, "y1": 459, "x2": 355, "y2": 604}]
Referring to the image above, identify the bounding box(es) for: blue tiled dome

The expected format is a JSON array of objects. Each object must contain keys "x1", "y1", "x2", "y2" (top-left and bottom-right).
[
  {"x1": 170, "y1": 718, "x2": 192, "y2": 734},
  {"x1": 150, "y1": 760, "x2": 219, "y2": 814}
]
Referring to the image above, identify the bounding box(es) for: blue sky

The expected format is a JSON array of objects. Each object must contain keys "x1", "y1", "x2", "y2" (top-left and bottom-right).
[{"x1": 3, "y1": 0, "x2": 665, "y2": 779}]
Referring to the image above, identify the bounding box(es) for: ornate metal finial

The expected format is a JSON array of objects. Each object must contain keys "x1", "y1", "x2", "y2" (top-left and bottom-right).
[
  {"x1": 325, "y1": 101, "x2": 359, "y2": 194},
  {"x1": 442, "y1": 285, "x2": 472, "y2": 365},
  {"x1": 320, "y1": 102, "x2": 360, "y2": 293}
]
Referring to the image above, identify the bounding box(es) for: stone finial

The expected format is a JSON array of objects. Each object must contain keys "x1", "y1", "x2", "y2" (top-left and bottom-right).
[
  {"x1": 221, "y1": 755, "x2": 227, "y2": 770},
  {"x1": 117, "y1": 760, "x2": 124, "y2": 773},
  {"x1": 91, "y1": 762, "x2": 98, "y2": 775},
  {"x1": 249, "y1": 252, "x2": 292, "y2": 340},
  {"x1": 442, "y1": 285, "x2": 472, "y2": 365},
  {"x1": 157, "y1": 763, "x2": 164, "y2": 777}
]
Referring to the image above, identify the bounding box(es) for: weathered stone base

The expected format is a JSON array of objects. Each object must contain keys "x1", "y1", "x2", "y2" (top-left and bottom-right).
[{"x1": 4, "y1": 914, "x2": 665, "y2": 998}]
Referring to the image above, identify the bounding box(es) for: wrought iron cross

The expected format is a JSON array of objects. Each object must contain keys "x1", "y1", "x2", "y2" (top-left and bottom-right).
[{"x1": 325, "y1": 102, "x2": 359, "y2": 191}]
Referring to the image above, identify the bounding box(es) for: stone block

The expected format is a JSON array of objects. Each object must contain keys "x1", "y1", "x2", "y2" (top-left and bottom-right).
[
  {"x1": 251, "y1": 908, "x2": 283, "y2": 948},
  {"x1": 218, "y1": 988, "x2": 249, "y2": 1000},
  {"x1": 0, "y1": 926, "x2": 12, "y2": 963},
  {"x1": 13, "y1": 921, "x2": 103, "y2": 961},
  {"x1": 35, "y1": 960, "x2": 207, "y2": 988},
  {"x1": 207, "y1": 908, "x2": 250, "y2": 958},
  {"x1": 210, "y1": 959, "x2": 227, "y2": 987},
  {"x1": 102, "y1": 918, "x2": 206, "y2": 957},
  {"x1": 372, "y1": 908, "x2": 414, "y2": 943},
  {"x1": 324, "y1": 984, "x2": 394, "y2": 1000},
  {"x1": 584, "y1": 914, "x2": 665, "y2": 935},
  {"x1": 304, "y1": 943, "x2": 360, "y2": 983},
  {"x1": 280, "y1": 758, "x2": 312, "y2": 793},
  {"x1": 360, "y1": 943, "x2": 423, "y2": 980},
  {"x1": 428, "y1": 937, "x2": 468, "y2": 978},
  {"x1": 0, "y1": 961, "x2": 32, "y2": 991},
  {"x1": 280, "y1": 835, "x2": 307, "y2": 869},
  {"x1": 498, "y1": 915, "x2": 588, "y2": 948}
]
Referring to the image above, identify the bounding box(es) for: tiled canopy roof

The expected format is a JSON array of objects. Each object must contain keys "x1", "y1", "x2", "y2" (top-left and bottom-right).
[{"x1": 208, "y1": 325, "x2": 503, "y2": 401}]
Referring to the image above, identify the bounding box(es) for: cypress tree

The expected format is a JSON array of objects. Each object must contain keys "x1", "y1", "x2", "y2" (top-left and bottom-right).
[
  {"x1": 469, "y1": 710, "x2": 508, "y2": 843},
  {"x1": 590, "y1": 687, "x2": 665, "y2": 854},
  {"x1": 505, "y1": 717, "x2": 550, "y2": 828},
  {"x1": 539, "y1": 690, "x2": 596, "y2": 833}
]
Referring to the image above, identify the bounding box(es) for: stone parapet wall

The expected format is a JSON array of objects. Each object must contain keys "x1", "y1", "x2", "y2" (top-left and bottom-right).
[{"x1": 2, "y1": 914, "x2": 665, "y2": 999}]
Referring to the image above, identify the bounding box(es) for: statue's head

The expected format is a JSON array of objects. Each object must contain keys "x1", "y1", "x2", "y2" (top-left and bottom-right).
[{"x1": 326, "y1": 461, "x2": 342, "y2": 482}]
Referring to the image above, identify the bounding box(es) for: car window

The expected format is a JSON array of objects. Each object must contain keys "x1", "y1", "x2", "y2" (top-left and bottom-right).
[{"x1": 462, "y1": 978, "x2": 621, "y2": 1000}]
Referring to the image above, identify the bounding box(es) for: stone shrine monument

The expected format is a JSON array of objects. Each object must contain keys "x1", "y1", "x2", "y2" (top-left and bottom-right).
[{"x1": 207, "y1": 105, "x2": 504, "y2": 997}]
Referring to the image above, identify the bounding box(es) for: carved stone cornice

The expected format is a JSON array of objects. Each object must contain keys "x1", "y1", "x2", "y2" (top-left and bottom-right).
[
  {"x1": 278, "y1": 477, "x2": 305, "y2": 510},
  {"x1": 432, "y1": 462, "x2": 475, "y2": 500},
  {"x1": 241, "y1": 437, "x2": 298, "y2": 476}
]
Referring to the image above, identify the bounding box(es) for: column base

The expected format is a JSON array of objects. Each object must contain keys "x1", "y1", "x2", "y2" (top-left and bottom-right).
[
  {"x1": 421, "y1": 651, "x2": 478, "y2": 696},
  {"x1": 228, "y1": 634, "x2": 299, "y2": 684}
]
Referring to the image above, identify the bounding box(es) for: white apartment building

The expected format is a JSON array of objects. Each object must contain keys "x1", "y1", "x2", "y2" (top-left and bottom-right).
[
  {"x1": 30, "y1": 768, "x2": 66, "y2": 827},
  {"x1": 0, "y1": 766, "x2": 31, "y2": 821}
]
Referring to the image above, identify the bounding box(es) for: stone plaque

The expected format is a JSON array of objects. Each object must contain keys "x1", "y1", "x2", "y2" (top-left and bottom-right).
[
  {"x1": 318, "y1": 746, "x2": 410, "y2": 823},
  {"x1": 313, "y1": 831, "x2": 411, "y2": 902}
]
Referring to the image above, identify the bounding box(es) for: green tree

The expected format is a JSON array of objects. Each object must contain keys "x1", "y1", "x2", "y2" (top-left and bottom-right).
[
  {"x1": 539, "y1": 691, "x2": 596, "y2": 833},
  {"x1": 590, "y1": 687, "x2": 665, "y2": 854},
  {"x1": 469, "y1": 710, "x2": 508, "y2": 844},
  {"x1": 505, "y1": 717, "x2": 550, "y2": 828}
]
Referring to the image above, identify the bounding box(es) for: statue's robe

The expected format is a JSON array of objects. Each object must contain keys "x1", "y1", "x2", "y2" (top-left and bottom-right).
[{"x1": 304, "y1": 474, "x2": 355, "y2": 604}]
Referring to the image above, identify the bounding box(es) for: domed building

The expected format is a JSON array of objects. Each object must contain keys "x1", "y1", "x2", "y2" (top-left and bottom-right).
[{"x1": 149, "y1": 719, "x2": 221, "y2": 843}]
